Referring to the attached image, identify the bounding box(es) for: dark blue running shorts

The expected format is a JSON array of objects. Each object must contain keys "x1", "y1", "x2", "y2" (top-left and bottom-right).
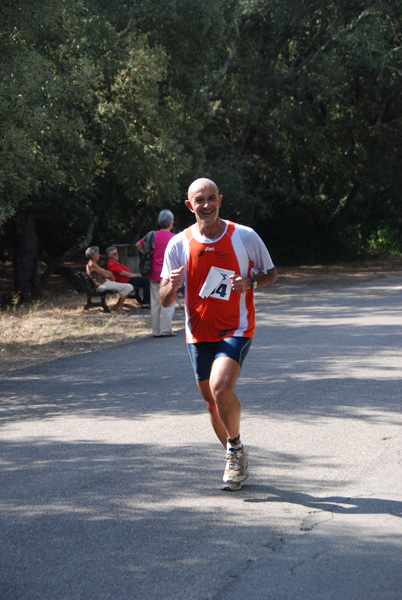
[{"x1": 187, "y1": 337, "x2": 252, "y2": 382}]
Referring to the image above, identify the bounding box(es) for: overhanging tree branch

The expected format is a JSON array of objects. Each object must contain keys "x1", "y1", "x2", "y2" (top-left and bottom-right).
[
  {"x1": 215, "y1": 13, "x2": 241, "y2": 81},
  {"x1": 40, "y1": 218, "x2": 97, "y2": 290},
  {"x1": 117, "y1": 116, "x2": 145, "y2": 146},
  {"x1": 117, "y1": 0, "x2": 136, "y2": 37},
  {"x1": 270, "y1": 7, "x2": 306, "y2": 65}
]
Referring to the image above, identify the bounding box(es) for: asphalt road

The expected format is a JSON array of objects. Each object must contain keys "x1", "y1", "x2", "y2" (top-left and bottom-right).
[{"x1": 1, "y1": 271, "x2": 401, "y2": 600}]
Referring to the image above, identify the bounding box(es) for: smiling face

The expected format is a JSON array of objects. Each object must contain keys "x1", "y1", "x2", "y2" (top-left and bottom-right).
[{"x1": 185, "y1": 178, "x2": 223, "y2": 236}]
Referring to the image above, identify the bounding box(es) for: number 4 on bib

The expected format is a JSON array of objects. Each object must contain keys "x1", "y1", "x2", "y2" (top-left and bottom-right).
[{"x1": 199, "y1": 266, "x2": 234, "y2": 301}]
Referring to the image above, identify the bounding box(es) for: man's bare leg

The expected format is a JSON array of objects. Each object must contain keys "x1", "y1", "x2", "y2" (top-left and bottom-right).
[
  {"x1": 198, "y1": 356, "x2": 247, "y2": 490},
  {"x1": 197, "y1": 356, "x2": 242, "y2": 445},
  {"x1": 209, "y1": 356, "x2": 241, "y2": 440},
  {"x1": 197, "y1": 380, "x2": 227, "y2": 447}
]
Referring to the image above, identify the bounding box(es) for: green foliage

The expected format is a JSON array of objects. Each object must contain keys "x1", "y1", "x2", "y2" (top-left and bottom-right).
[
  {"x1": 0, "y1": 0, "x2": 105, "y2": 230},
  {"x1": 1, "y1": 0, "x2": 402, "y2": 281},
  {"x1": 203, "y1": 0, "x2": 402, "y2": 262},
  {"x1": 368, "y1": 227, "x2": 402, "y2": 256}
]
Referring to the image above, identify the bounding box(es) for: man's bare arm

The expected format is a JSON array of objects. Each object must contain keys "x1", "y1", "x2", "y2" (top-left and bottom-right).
[
  {"x1": 159, "y1": 267, "x2": 184, "y2": 307},
  {"x1": 254, "y1": 267, "x2": 277, "y2": 288},
  {"x1": 230, "y1": 267, "x2": 277, "y2": 294}
]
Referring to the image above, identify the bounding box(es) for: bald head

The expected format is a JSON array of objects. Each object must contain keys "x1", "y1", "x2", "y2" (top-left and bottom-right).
[
  {"x1": 187, "y1": 178, "x2": 219, "y2": 198},
  {"x1": 185, "y1": 177, "x2": 224, "y2": 236}
]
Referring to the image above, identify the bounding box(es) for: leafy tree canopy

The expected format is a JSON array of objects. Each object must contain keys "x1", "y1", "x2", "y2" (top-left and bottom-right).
[{"x1": 1, "y1": 0, "x2": 402, "y2": 299}]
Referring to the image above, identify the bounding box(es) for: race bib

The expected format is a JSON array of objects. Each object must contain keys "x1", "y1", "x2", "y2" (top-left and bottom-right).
[{"x1": 199, "y1": 266, "x2": 234, "y2": 301}]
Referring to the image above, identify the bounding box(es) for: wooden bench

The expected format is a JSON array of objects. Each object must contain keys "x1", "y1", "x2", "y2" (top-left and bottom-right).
[{"x1": 77, "y1": 272, "x2": 115, "y2": 313}]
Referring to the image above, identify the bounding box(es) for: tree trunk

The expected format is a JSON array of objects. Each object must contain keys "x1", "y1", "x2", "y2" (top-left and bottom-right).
[
  {"x1": 39, "y1": 219, "x2": 96, "y2": 291},
  {"x1": 13, "y1": 208, "x2": 41, "y2": 301},
  {"x1": 12, "y1": 211, "x2": 95, "y2": 301}
]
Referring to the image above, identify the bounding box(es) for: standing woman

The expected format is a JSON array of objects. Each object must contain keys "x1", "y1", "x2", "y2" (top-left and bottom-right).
[
  {"x1": 85, "y1": 246, "x2": 133, "y2": 313},
  {"x1": 136, "y1": 210, "x2": 176, "y2": 337}
]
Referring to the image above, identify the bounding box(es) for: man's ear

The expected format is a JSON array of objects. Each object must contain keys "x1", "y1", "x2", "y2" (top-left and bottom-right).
[{"x1": 185, "y1": 199, "x2": 194, "y2": 212}]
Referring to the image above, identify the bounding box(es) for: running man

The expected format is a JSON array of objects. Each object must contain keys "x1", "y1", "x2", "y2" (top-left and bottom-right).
[{"x1": 159, "y1": 178, "x2": 277, "y2": 490}]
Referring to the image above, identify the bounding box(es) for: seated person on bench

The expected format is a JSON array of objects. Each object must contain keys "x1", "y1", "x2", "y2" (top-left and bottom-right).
[
  {"x1": 85, "y1": 246, "x2": 133, "y2": 313},
  {"x1": 106, "y1": 246, "x2": 151, "y2": 309}
]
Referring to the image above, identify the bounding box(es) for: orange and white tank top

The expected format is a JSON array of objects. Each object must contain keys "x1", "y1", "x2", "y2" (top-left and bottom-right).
[{"x1": 181, "y1": 221, "x2": 255, "y2": 343}]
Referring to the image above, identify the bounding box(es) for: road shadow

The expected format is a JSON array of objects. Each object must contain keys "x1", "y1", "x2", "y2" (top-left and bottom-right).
[{"x1": 244, "y1": 485, "x2": 402, "y2": 517}]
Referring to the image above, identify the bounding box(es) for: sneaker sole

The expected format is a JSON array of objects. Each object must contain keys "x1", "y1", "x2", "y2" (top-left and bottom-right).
[{"x1": 221, "y1": 481, "x2": 243, "y2": 491}]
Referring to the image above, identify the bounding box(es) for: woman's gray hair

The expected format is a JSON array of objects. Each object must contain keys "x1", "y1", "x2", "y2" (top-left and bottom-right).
[
  {"x1": 158, "y1": 209, "x2": 174, "y2": 228},
  {"x1": 85, "y1": 246, "x2": 99, "y2": 259}
]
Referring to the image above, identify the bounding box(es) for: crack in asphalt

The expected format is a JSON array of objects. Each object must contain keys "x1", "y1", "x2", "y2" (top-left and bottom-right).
[{"x1": 207, "y1": 537, "x2": 285, "y2": 599}]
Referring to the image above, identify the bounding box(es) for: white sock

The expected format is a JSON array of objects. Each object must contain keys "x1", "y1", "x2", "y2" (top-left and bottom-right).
[{"x1": 227, "y1": 441, "x2": 242, "y2": 451}]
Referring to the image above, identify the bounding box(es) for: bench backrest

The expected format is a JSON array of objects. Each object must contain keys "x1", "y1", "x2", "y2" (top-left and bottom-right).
[{"x1": 77, "y1": 272, "x2": 96, "y2": 293}]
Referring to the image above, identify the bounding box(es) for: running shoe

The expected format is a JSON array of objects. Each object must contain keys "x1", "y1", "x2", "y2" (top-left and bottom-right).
[{"x1": 222, "y1": 445, "x2": 249, "y2": 486}]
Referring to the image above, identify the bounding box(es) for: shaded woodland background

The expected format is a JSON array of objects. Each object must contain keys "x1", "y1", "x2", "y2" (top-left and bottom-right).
[{"x1": 1, "y1": 0, "x2": 402, "y2": 299}]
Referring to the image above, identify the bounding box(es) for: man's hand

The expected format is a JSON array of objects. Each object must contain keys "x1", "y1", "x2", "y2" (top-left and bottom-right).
[
  {"x1": 230, "y1": 274, "x2": 248, "y2": 294},
  {"x1": 170, "y1": 266, "x2": 185, "y2": 291}
]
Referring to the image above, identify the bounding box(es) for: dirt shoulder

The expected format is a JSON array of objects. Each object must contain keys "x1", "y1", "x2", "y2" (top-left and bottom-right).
[
  {"x1": 1, "y1": 257, "x2": 401, "y2": 376},
  {"x1": 0, "y1": 260, "x2": 185, "y2": 376}
]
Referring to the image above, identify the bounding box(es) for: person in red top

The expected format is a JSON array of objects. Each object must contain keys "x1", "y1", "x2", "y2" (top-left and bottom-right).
[
  {"x1": 106, "y1": 247, "x2": 150, "y2": 309},
  {"x1": 160, "y1": 178, "x2": 277, "y2": 491}
]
